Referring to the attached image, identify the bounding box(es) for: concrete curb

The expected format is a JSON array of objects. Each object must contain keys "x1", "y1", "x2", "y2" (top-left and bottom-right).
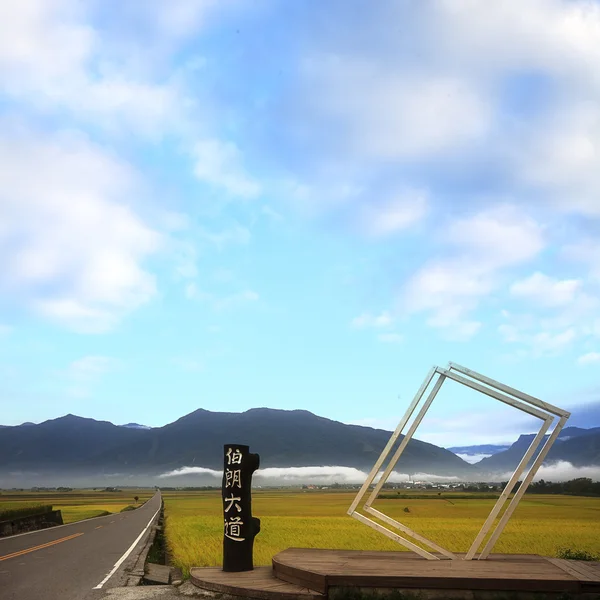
[{"x1": 125, "y1": 499, "x2": 164, "y2": 587}]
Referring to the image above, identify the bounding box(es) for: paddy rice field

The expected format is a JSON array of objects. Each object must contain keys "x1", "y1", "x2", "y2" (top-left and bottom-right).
[{"x1": 161, "y1": 489, "x2": 600, "y2": 577}]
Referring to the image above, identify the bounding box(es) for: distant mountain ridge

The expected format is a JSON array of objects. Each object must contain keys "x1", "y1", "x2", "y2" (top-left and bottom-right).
[
  {"x1": 0, "y1": 408, "x2": 475, "y2": 480},
  {"x1": 447, "y1": 444, "x2": 511, "y2": 456},
  {"x1": 2, "y1": 412, "x2": 599, "y2": 485},
  {"x1": 477, "y1": 426, "x2": 600, "y2": 472}
]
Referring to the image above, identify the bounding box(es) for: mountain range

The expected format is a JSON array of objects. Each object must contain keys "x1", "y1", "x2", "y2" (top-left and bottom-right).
[
  {"x1": 0, "y1": 408, "x2": 475, "y2": 485},
  {"x1": 1, "y1": 410, "x2": 598, "y2": 487},
  {"x1": 476, "y1": 426, "x2": 600, "y2": 471}
]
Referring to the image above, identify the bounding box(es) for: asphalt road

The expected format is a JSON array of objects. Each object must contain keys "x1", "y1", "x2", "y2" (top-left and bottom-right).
[{"x1": 0, "y1": 491, "x2": 162, "y2": 600}]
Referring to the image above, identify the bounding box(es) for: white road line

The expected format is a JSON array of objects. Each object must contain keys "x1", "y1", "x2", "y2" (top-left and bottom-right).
[{"x1": 92, "y1": 502, "x2": 161, "y2": 590}]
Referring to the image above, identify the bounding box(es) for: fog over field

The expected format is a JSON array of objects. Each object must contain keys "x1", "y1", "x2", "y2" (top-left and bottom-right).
[
  {"x1": 156, "y1": 461, "x2": 600, "y2": 486},
  {"x1": 3, "y1": 463, "x2": 600, "y2": 490}
]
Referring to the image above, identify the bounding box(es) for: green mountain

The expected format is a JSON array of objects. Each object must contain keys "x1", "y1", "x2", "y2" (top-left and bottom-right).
[
  {"x1": 477, "y1": 427, "x2": 600, "y2": 473},
  {"x1": 0, "y1": 408, "x2": 475, "y2": 477}
]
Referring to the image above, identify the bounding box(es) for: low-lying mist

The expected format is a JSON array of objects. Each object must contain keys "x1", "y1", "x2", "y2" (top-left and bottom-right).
[{"x1": 2, "y1": 461, "x2": 598, "y2": 489}]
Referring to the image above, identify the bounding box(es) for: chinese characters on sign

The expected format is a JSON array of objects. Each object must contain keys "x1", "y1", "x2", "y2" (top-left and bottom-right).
[
  {"x1": 224, "y1": 447, "x2": 244, "y2": 541},
  {"x1": 222, "y1": 444, "x2": 260, "y2": 572},
  {"x1": 225, "y1": 468, "x2": 242, "y2": 491}
]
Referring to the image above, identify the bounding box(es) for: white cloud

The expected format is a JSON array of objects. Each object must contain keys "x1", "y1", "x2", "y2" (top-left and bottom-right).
[
  {"x1": 158, "y1": 464, "x2": 461, "y2": 484},
  {"x1": 193, "y1": 139, "x2": 261, "y2": 198},
  {"x1": 531, "y1": 328, "x2": 578, "y2": 354},
  {"x1": 499, "y1": 274, "x2": 599, "y2": 357},
  {"x1": 455, "y1": 453, "x2": 493, "y2": 464},
  {"x1": 428, "y1": 1, "x2": 600, "y2": 86},
  {"x1": 444, "y1": 205, "x2": 545, "y2": 269},
  {"x1": 288, "y1": 0, "x2": 600, "y2": 242},
  {"x1": 563, "y1": 238, "x2": 600, "y2": 281},
  {"x1": 0, "y1": 0, "x2": 93, "y2": 90},
  {"x1": 578, "y1": 352, "x2": 600, "y2": 366},
  {"x1": 305, "y1": 56, "x2": 491, "y2": 161},
  {"x1": 510, "y1": 272, "x2": 583, "y2": 307},
  {"x1": 418, "y1": 407, "x2": 537, "y2": 448},
  {"x1": 351, "y1": 311, "x2": 393, "y2": 329},
  {"x1": 422, "y1": 1, "x2": 600, "y2": 218},
  {"x1": 402, "y1": 205, "x2": 544, "y2": 339},
  {"x1": 0, "y1": 128, "x2": 160, "y2": 333},
  {"x1": 377, "y1": 333, "x2": 403, "y2": 344},
  {"x1": 497, "y1": 461, "x2": 600, "y2": 483},
  {"x1": 0, "y1": 0, "x2": 184, "y2": 138},
  {"x1": 351, "y1": 408, "x2": 531, "y2": 448},
  {"x1": 158, "y1": 466, "x2": 221, "y2": 478},
  {"x1": 139, "y1": 0, "x2": 223, "y2": 40},
  {"x1": 514, "y1": 104, "x2": 600, "y2": 217},
  {"x1": 361, "y1": 190, "x2": 428, "y2": 237},
  {"x1": 499, "y1": 323, "x2": 578, "y2": 357}
]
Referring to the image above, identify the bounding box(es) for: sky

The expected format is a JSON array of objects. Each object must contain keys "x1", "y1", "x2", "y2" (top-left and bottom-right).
[{"x1": 1, "y1": 0, "x2": 600, "y2": 448}]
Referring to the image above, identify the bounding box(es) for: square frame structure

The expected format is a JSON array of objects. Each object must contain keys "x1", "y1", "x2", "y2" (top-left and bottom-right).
[{"x1": 348, "y1": 362, "x2": 570, "y2": 561}]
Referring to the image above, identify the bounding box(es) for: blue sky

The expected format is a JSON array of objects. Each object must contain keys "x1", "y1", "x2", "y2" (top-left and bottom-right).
[{"x1": 1, "y1": 0, "x2": 599, "y2": 447}]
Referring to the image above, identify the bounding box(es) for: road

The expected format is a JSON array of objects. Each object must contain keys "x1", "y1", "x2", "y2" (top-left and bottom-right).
[{"x1": 0, "y1": 491, "x2": 162, "y2": 600}]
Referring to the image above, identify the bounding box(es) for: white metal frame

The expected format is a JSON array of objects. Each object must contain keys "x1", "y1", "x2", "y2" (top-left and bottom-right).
[{"x1": 348, "y1": 362, "x2": 570, "y2": 561}]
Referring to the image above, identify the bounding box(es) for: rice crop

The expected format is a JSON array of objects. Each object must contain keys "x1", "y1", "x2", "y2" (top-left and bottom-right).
[{"x1": 162, "y1": 490, "x2": 600, "y2": 577}]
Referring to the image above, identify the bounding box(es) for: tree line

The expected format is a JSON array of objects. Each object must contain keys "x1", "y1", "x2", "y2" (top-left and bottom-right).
[
  {"x1": 526, "y1": 477, "x2": 600, "y2": 496},
  {"x1": 497, "y1": 477, "x2": 600, "y2": 496}
]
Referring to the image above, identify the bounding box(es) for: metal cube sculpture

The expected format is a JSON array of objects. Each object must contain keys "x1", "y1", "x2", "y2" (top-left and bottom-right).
[{"x1": 348, "y1": 362, "x2": 570, "y2": 560}]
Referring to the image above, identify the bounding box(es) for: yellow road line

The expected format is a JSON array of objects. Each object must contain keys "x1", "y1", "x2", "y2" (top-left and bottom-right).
[
  {"x1": 0, "y1": 532, "x2": 84, "y2": 562},
  {"x1": 95, "y1": 526, "x2": 103, "y2": 530}
]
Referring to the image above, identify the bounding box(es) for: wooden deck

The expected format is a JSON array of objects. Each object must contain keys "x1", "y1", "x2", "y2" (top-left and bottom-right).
[
  {"x1": 272, "y1": 548, "x2": 600, "y2": 596},
  {"x1": 190, "y1": 565, "x2": 325, "y2": 600}
]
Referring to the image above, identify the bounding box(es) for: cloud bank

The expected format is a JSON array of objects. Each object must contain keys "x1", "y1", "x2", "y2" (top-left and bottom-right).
[
  {"x1": 158, "y1": 464, "x2": 460, "y2": 484},
  {"x1": 159, "y1": 462, "x2": 600, "y2": 485}
]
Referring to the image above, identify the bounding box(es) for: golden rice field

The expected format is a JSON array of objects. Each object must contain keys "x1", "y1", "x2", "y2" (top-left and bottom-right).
[
  {"x1": 0, "y1": 490, "x2": 153, "y2": 523},
  {"x1": 162, "y1": 490, "x2": 600, "y2": 577}
]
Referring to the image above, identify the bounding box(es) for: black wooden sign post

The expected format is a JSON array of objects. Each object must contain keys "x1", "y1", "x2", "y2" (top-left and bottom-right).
[{"x1": 222, "y1": 444, "x2": 260, "y2": 572}]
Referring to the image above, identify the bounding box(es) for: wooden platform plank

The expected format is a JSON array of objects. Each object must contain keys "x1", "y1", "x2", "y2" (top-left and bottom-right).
[
  {"x1": 547, "y1": 557, "x2": 600, "y2": 591},
  {"x1": 565, "y1": 560, "x2": 600, "y2": 582},
  {"x1": 273, "y1": 562, "x2": 328, "y2": 594},
  {"x1": 190, "y1": 566, "x2": 325, "y2": 600},
  {"x1": 272, "y1": 548, "x2": 595, "y2": 594}
]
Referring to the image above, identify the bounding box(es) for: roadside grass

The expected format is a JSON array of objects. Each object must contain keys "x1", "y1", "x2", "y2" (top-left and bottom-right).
[
  {"x1": 61, "y1": 509, "x2": 112, "y2": 523},
  {"x1": 0, "y1": 503, "x2": 51, "y2": 520},
  {"x1": 56, "y1": 504, "x2": 139, "y2": 524},
  {"x1": 0, "y1": 491, "x2": 152, "y2": 525},
  {"x1": 162, "y1": 490, "x2": 600, "y2": 577}
]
